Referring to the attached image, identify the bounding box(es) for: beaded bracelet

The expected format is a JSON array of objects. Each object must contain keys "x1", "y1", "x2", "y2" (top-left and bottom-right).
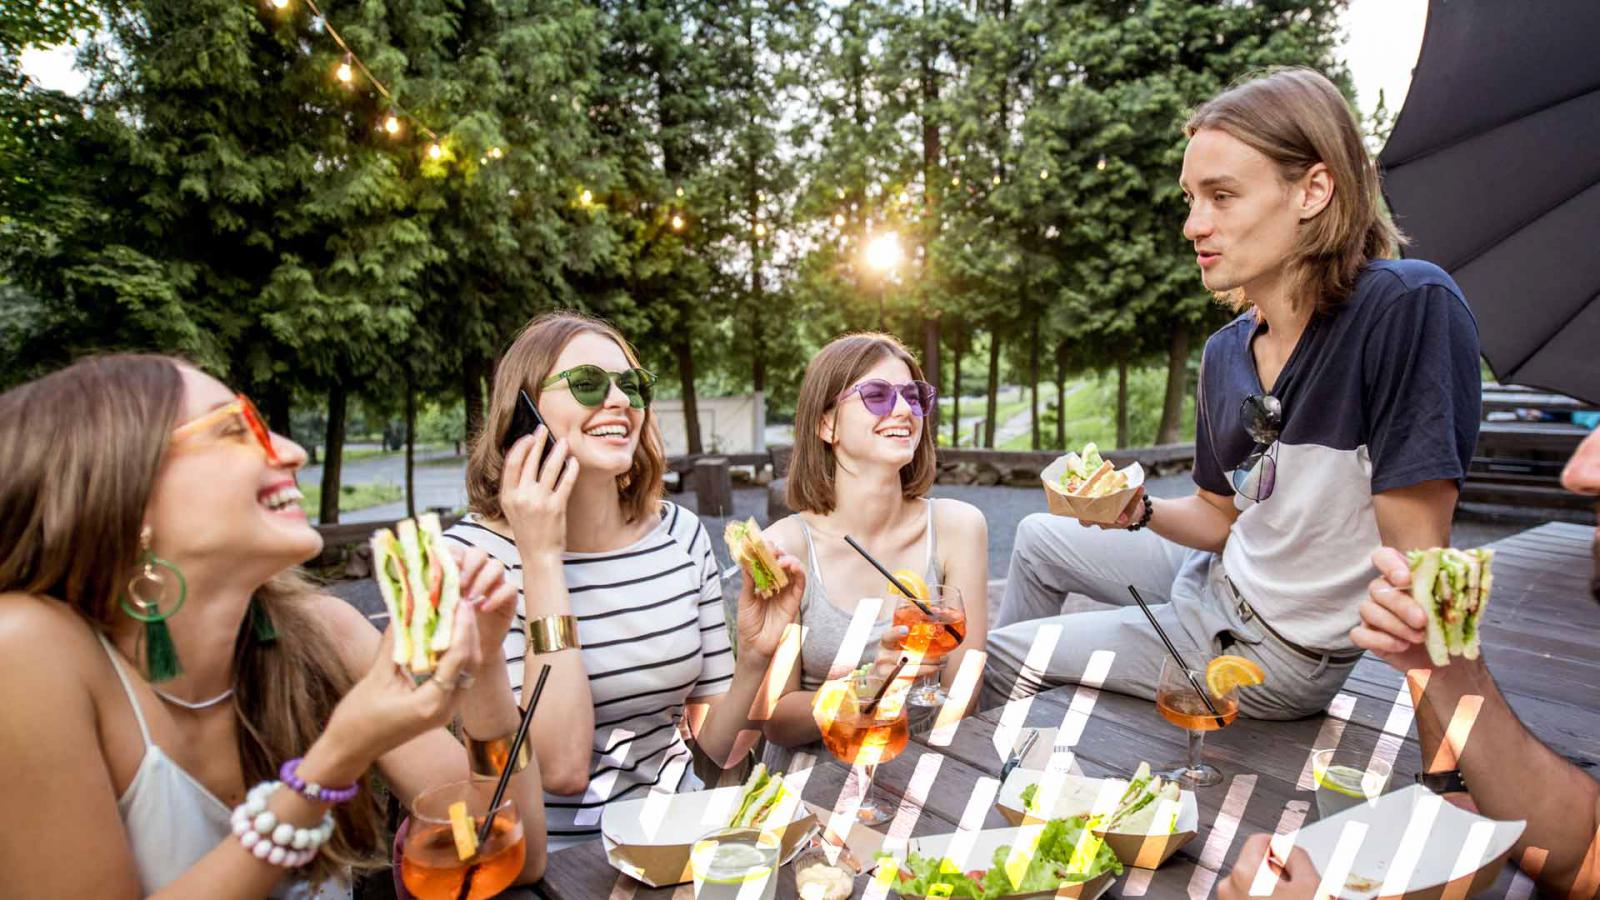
[
  {"x1": 230, "y1": 781, "x2": 336, "y2": 869},
  {"x1": 279, "y1": 757, "x2": 360, "y2": 804}
]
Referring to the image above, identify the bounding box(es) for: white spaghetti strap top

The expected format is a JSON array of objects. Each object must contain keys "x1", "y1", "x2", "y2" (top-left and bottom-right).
[{"x1": 95, "y1": 633, "x2": 349, "y2": 899}]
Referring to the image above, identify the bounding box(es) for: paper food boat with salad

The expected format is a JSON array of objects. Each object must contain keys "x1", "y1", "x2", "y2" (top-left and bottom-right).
[
  {"x1": 1041, "y1": 443, "x2": 1144, "y2": 524},
  {"x1": 880, "y1": 817, "x2": 1122, "y2": 900},
  {"x1": 1290, "y1": 784, "x2": 1523, "y2": 899},
  {"x1": 994, "y1": 763, "x2": 1198, "y2": 869},
  {"x1": 599, "y1": 766, "x2": 815, "y2": 887}
]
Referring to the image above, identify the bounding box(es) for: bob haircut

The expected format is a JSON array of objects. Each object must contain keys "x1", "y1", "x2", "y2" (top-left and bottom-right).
[
  {"x1": 467, "y1": 311, "x2": 665, "y2": 524},
  {"x1": 786, "y1": 332, "x2": 936, "y2": 515}
]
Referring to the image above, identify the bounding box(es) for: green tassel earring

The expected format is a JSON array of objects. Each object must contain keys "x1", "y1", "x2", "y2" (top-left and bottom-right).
[
  {"x1": 119, "y1": 527, "x2": 187, "y2": 683},
  {"x1": 247, "y1": 598, "x2": 277, "y2": 643}
]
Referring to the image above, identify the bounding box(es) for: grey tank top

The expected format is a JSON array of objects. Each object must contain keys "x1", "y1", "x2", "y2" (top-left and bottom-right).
[
  {"x1": 762, "y1": 500, "x2": 943, "y2": 773},
  {"x1": 793, "y1": 499, "x2": 942, "y2": 690}
]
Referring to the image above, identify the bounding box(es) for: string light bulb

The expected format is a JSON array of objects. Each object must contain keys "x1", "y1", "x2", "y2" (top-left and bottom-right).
[
  {"x1": 580, "y1": 189, "x2": 593, "y2": 205},
  {"x1": 754, "y1": 222, "x2": 767, "y2": 238},
  {"x1": 833, "y1": 213, "x2": 846, "y2": 227},
  {"x1": 382, "y1": 114, "x2": 401, "y2": 136},
  {"x1": 427, "y1": 142, "x2": 443, "y2": 160},
  {"x1": 670, "y1": 214, "x2": 685, "y2": 231},
  {"x1": 336, "y1": 55, "x2": 353, "y2": 84},
  {"x1": 675, "y1": 186, "x2": 685, "y2": 198},
  {"x1": 487, "y1": 146, "x2": 503, "y2": 159},
  {"x1": 271, "y1": 0, "x2": 289, "y2": 9},
  {"x1": 951, "y1": 175, "x2": 960, "y2": 186},
  {"x1": 992, "y1": 174, "x2": 1001, "y2": 186},
  {"x1": 1040, "y1": 169, "x2": 1049, "y2": 180},
  {"x1": 1097, "y1": 155, "x2": 1107, "y2": 171}
]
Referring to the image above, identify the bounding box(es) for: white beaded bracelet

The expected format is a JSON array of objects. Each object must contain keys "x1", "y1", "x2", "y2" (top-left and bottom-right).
[{"x1": 230, "y1": 781, "x2": 337, "y2": 868}]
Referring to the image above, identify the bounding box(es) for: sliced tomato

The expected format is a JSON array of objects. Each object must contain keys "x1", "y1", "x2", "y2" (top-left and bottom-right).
[{"x1": 427, "y1": 554, "x2": 443, "y2": 610}]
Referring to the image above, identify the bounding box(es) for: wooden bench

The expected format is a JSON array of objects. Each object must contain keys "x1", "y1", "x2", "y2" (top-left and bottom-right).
[{"x1": 1466, "y1": 393, "x2": 1593, "y2": 511}]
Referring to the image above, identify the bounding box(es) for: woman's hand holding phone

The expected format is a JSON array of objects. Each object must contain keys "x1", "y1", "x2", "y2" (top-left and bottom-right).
[{"x1": 501, "y1": 425, "x2": 578, "y2": 562}]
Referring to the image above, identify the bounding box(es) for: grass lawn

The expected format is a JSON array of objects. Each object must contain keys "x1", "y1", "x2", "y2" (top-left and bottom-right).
[
  {"x1": 299, "y1": 481, "x2": 404, "y2": 515},
  {"x1": 938, "y1": 386, "x2": 1057, "y2": 448},
  {"x1": 339, "y1": 444, "x2": 452, "y2": 463},
  {"x1": 1002, "y1": 385, "x2": 1116, "y2": 451}
]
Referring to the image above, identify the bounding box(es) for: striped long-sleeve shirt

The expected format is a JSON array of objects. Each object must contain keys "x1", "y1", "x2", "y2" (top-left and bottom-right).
[{"x1": 444, "y1": 501, "x2": 733, "y2": 849}]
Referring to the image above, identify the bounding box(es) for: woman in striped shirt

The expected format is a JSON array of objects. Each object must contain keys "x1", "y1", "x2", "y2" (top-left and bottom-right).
[{"x1": 446, "y1": 312, "x2": 804, "y2": 850}]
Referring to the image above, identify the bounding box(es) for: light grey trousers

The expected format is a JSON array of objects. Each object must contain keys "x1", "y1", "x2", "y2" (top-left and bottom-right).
[{"x1": 980, "y1": 513, "x2": 1360, "y2": 720}]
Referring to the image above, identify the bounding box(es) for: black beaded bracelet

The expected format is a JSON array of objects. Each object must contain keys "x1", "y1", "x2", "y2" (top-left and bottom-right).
[{"x1": 1127, "y1": 494, "x2": 1154, "y2": 532}]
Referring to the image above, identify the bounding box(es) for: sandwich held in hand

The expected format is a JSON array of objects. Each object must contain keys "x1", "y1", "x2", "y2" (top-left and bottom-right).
[
  {"x1": 372, "y1": 513, "x2": 462, "y2": 675},
  {"x1": 726, "y1": 765, "x2": 792, "y2": 829},
  {"x1": 1040, "y1": 444, "x2": 1143, "y2": 524},
  {"x1": 724, "y1": 518, "x2": 789, "y2": 598},
  {"x1": 1056, "y1": 443, "x2": 1129, "y2": 498},
  {"x1": 1408, "y1": 547, "x2": 1494, "y2": 666}
]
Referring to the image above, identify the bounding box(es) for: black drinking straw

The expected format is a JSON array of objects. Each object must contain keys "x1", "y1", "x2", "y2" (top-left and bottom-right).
[
  {"x1": 843, "y1": 534, "x2": 962, "y2": 643},
  {"x1": 1126, "y1": 586, "x2": 1220, "y2": 717},
  {"x1": 456, "y1": 663, "x2": 552, "y2": 900},
  {"x1": 861, "y1": 656, "x2": 910, "y2": 716}
]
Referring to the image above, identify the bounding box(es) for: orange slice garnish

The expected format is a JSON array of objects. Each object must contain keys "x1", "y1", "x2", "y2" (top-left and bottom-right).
[
  {"x1": 448, "y1": 800, "x2": 479, "y2": 861},
  {"x1": 888, "y1": 569, "x2": 929, "y2": 602},
  {"x1": 1206, "y1": 655, "x2": 1265, "y2": 697}
]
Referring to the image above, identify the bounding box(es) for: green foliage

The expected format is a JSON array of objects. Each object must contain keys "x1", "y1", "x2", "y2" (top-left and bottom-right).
[{"x1": 3, "y1": 0, "x2": 1347, "y2": 480}]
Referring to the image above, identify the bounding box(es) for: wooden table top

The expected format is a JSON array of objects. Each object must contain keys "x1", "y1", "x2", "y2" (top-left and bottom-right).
[{"x1": 533, "y1": 522, "x2": 1599, "y2": 899}]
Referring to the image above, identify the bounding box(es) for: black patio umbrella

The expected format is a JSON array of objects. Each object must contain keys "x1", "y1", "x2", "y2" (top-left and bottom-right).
[{"x1": 1378, "y1": 0, "x2": 1600, "y2": 405}]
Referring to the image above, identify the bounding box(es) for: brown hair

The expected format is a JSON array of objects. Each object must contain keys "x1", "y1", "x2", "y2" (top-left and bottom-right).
[
  {"x1": 787, "y1": 333, "x2": 936, "y2": 514},
  {"x1": 467, "y1": 311, "x2": 665, "y2": 524},
  {"x1": 1185, "y1": 67, "x2": 1404, "y2": 314},
  {"x1": 0, "y1": 355, "x2": 384, "y2": 885}
]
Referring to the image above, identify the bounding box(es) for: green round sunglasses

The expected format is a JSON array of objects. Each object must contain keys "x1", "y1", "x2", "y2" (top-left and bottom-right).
[{"x1": 542, "y1": 364, "x2": 657, "y2": 409}]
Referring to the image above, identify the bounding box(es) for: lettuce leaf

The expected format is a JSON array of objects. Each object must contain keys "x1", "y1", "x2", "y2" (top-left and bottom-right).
[{"x1": 879, "y1": 817, "x2": 1121, "y2": 899}]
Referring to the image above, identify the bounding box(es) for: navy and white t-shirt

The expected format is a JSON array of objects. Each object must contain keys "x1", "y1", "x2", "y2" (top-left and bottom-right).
[
  {"x1": 444, "y1": 502, "x2": 734, "y2": 849},
  {"x1": 1195, "y1": 259, "x2": 1481, "y2": 650}
]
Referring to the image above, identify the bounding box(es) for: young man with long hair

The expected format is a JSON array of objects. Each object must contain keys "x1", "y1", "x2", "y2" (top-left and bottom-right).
[{"x1": 984, "y1": 68, "x2": 1482, "y2": 725}]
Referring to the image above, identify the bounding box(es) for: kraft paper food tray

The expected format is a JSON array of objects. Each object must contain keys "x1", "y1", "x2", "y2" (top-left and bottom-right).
[
  {"x1": 1040, "y1": 456, "x2": 1144, "y2": 524},
  {"x1": 994, "y1": 768, "x2": 1198, "y2": 870},
  {"x1": 1288, "y1": 784, "x2": 1523, "y2": 899},
  {"x1": 884, "y1": 826, "x2": 1116, "y2": 900},
  {"x1": 599, "y1": 782, "x2": 816, "y2": 887}
]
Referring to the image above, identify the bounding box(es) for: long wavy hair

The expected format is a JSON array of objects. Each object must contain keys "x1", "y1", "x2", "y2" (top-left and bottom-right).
[
  {"x1": 1186, "y1": 67, "x2": 1405, "y2": 314},
  {"x1": 0, "y1": 355, "x2": 384, "y2": 886}
]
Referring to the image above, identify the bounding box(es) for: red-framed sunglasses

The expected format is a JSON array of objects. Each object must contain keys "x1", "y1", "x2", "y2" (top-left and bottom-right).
[{"x1": 170, "y1": 393, "x2": 282, "y2": 465}]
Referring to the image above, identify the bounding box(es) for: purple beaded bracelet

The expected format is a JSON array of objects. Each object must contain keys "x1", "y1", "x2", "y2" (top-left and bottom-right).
[{"x1": 279, "y1": 757, "x2": 360, "y2": 804}]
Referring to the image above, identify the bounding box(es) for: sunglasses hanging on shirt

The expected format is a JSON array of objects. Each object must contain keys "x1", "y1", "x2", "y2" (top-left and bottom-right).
[{"x1": 1230, "y1": 393, "x2": 1282, "y2": 502}]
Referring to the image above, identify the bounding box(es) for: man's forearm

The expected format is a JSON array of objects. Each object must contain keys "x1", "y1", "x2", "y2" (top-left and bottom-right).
[
  {"x1": 1148, "y1": 494, "x2": 1234, "y2": 553},
  {"x1": 1412, "y1": 661, "x2": 1600, "y2": 894}
]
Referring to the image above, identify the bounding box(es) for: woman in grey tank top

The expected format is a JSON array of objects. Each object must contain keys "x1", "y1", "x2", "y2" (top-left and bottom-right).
[{"x1": 757, "y1": 334, "x2": 990, "y2": 772}]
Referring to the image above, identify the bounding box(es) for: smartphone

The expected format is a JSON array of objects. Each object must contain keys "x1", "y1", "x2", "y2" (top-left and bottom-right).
[{"x1": 502, "y1": 389, "x2": 556, "y2": 462}]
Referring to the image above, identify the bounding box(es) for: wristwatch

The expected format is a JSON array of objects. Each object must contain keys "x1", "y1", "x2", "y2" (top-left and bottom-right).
[{"x1": 1416, "y1": 769, "x2": 1469, "y2": 794}]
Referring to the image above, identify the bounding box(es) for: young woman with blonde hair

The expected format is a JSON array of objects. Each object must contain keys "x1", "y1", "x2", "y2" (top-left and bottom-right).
[
  {"x1": 0, "y1": 355, "x2": 547, "y2": 897},
  {"x1": 447, "y1": 311, "x2": 804, "y2": 849}
]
